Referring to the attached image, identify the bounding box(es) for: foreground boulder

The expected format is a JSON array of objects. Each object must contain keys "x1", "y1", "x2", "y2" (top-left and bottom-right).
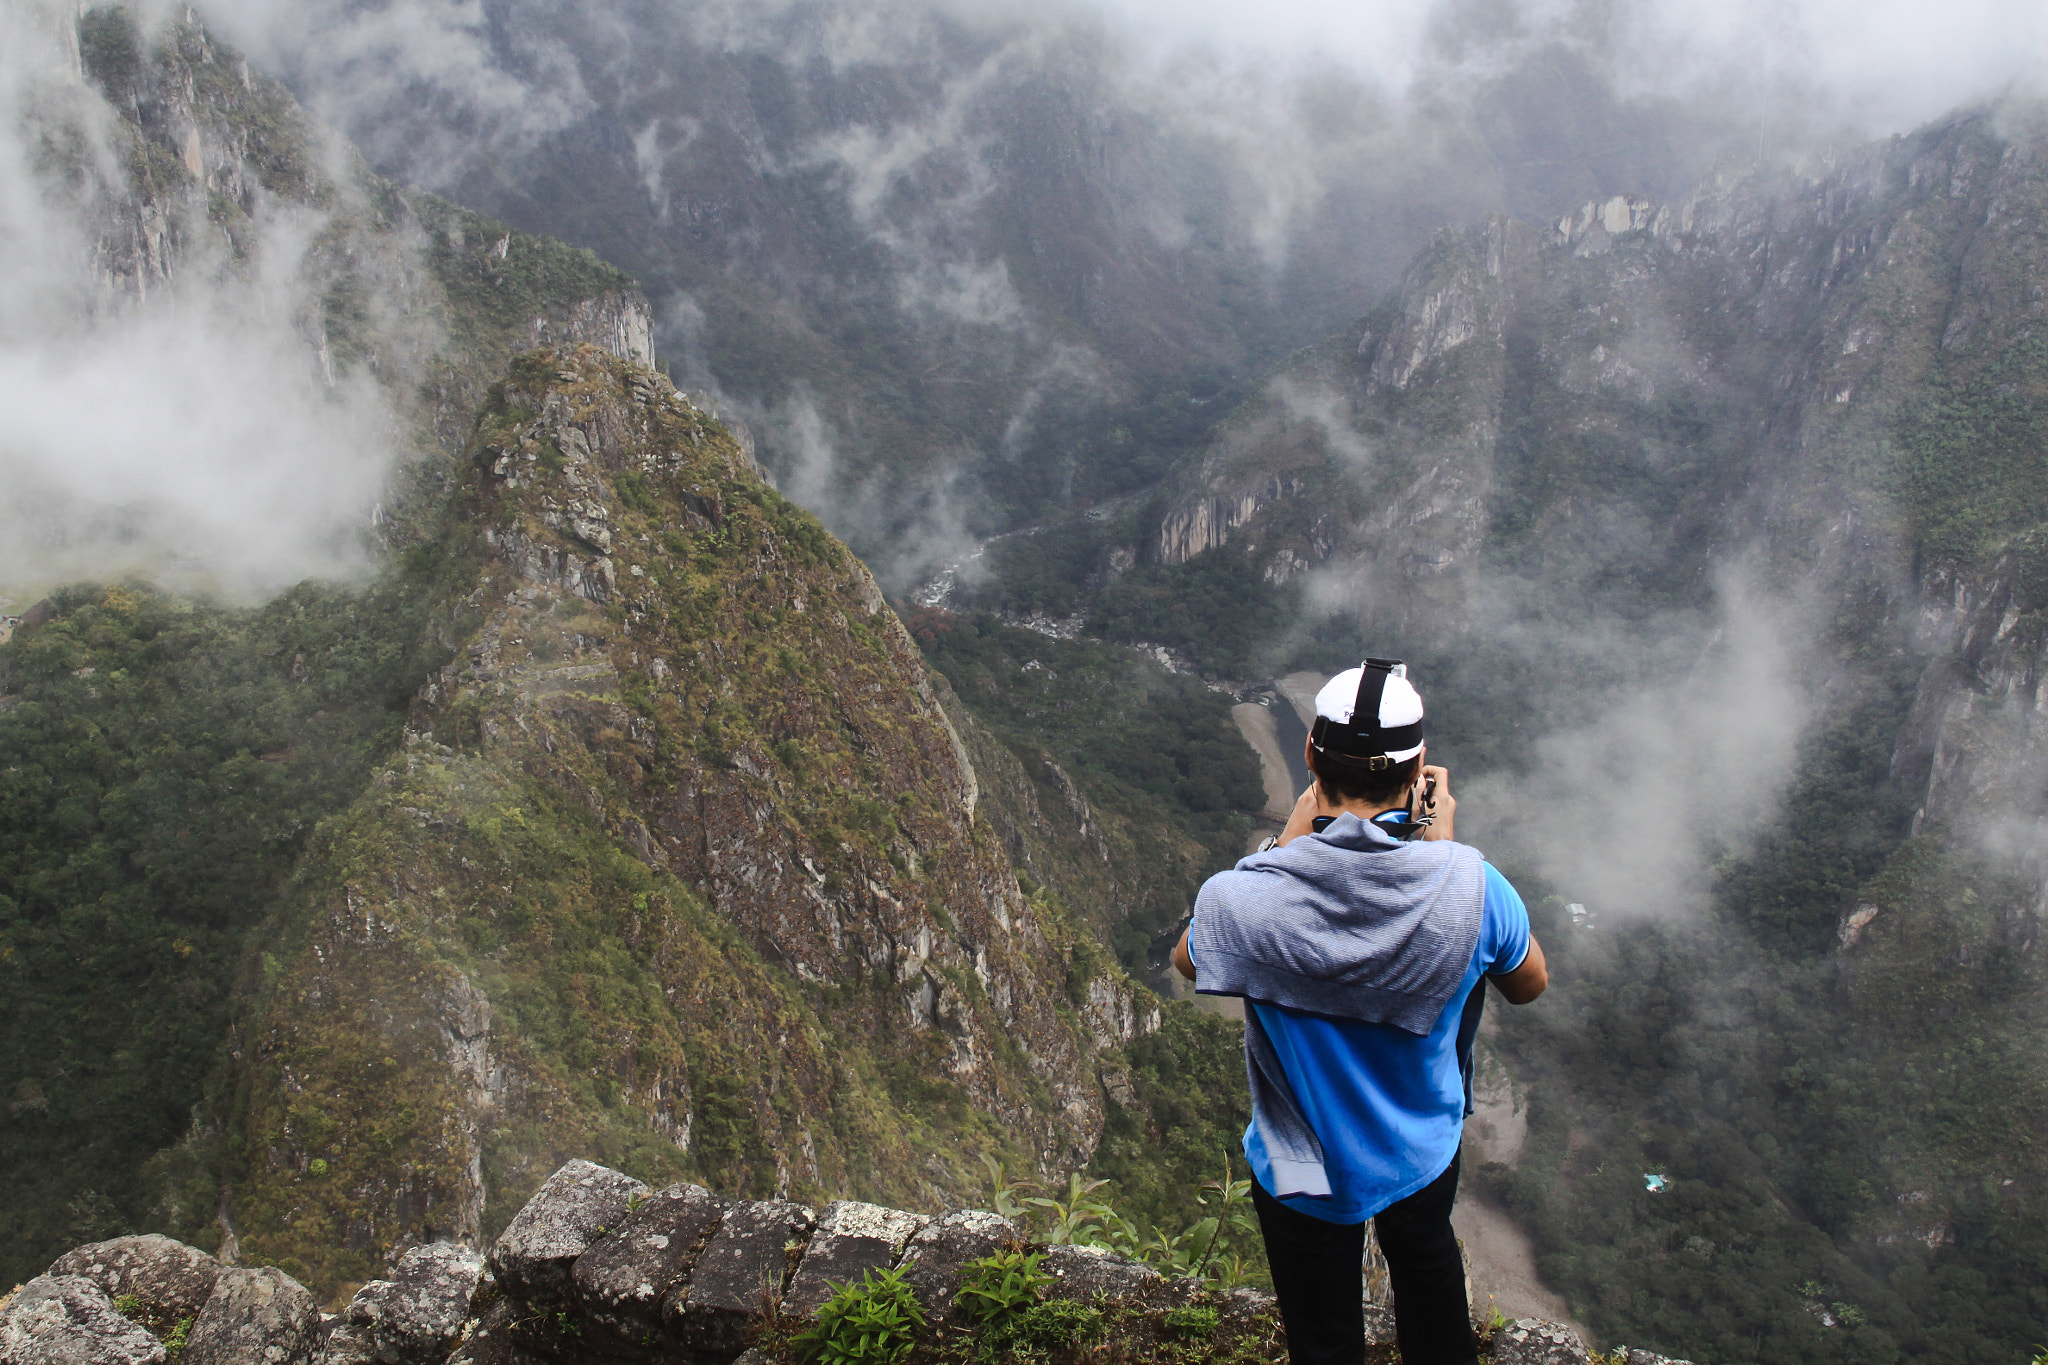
[
  {"x1": 1492, "y1": 1318, "x2": 1594, "y2": 1365},
  {"x1": 570, "y1": 1182, "x2": 729, "y2": 1347},
  {"x1": 46, "y1": 1237, "x2": 222, "y2": 1330},
  {"x1": 0, "y1": 1275, "x2": 165, "y2": 1365},
  {"x1": 488, "y1": 1160, "x2": 650, "y2": 1313},
  {"x1": 779, "y1": 1202, "x2": 928, "y2": 1318},
  {"x1": 897, "y1": 1209, "x2": 1020, "y2": 1323},
  {"x1": 668, "y1": 1198, "x2": 816, "y2": 1357},
  {"x1": 182, "y1": 1267, "x2": 321, "y2": 1365},
  {"x1": 1041, "y1": 1242, "x2": 1163, "y2": 1301},
  {"x1": 320, "y1": 1243, "x2": 486, "y2": 1365}
]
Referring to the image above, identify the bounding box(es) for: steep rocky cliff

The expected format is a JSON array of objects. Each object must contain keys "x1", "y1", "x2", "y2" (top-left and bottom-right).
[
  {"x1": 1143, "y1": 105, "x2": 2048, "y2": 644},
  {"x1": 58, "y1": 1, "x2": 654, "y2": 484}
]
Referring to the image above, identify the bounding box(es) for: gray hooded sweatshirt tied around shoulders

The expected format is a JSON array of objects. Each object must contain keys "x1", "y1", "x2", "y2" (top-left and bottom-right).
[{"x1": 1189, "y1": 811, "x2": 1485, "y2": 1197}]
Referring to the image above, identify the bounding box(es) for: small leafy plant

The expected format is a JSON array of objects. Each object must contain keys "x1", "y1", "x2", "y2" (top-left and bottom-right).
[
  {"x1": 1162, "y1": 1304, "x2": 1220, "y2": 1338},
  {"x1": 954, "y1": 1250, "x2": 1052, "y2": 1324},
  {"x1": 1023, "y1": 1172, "x2": 1132, "y2": 1247},
  {"x1": 791, "y1": 1266, "x2": 927, "y2": 1365}
]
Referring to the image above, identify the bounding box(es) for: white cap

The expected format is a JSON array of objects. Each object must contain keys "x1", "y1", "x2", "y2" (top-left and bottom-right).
[{"x1": 1314, "y1": 663, "x2": 1426, "y2": 763}]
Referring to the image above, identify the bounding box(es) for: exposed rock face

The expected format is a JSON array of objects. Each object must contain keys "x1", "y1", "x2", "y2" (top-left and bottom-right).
[
  {"x1": 320, "y1": 1243, "x2": 486, "y2": 1365},
  {"x1": 224, "y1": 346, "x2": 1149, "y2": 1289},
  {"x1": 669, "y1": 1199, "x2": 816, "y2": 1356},
  {"x1": 181, "y1": 1267, "x2": 321, "y2": 1365},
  {"x1": 569, "y1": 1183, "x2": 730, "y2": 1345},
  {"x1": 1491, "y1": 1318, "x2": 1593, "y2": 1365},
  {"x1": 45, "y1": 1238, "x2": 221, "y2": 1328},
  {"x1": 779, "y1": 1203, "x2": 929, "y2": 1318},
  {"x1": 0, "y1": 1276, "x2": 165, "y2": 1365},
  {"x1": 1039, "y1": 1242, "x2": 1163, "y2": 1301},
  {"x1": 489, "y1": 1161, "x2": 649, "y2": 1312}
]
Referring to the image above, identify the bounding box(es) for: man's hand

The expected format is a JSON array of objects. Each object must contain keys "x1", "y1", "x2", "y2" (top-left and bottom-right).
[
  {"x1": 1277, "y1": 783, "x2": 1321, "y2": 847},
  {"x1": 1490, "y1": 935, "x2": 1547, "y2": 1003},
  {"x1": 1173, "y1": 926, "x2": 1196, "y2": 981},
  {"x1": 1415, "y1": 765, "x2": 1456, "y2": 841}
]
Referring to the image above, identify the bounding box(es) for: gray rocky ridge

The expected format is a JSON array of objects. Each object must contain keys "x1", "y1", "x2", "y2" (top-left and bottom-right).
[{"x1": 0, "y1": 1158, "x2": 1689, "y2": 1365}]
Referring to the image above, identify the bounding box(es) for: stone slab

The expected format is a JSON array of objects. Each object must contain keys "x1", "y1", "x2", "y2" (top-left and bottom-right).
[
  {"x1": 896, "y1": 1210, "x2": 1019, "y2": 1323},
  {"x1": 1492, "y1": 1318, "x2": 1591, "y2": 1365},
  {"x1": 184, "y1": 1267, "x2": 322, "y2": 1365},
  {"x1": 780, "y1": 1203, "x2": 928, "y2": 1319},
  {"x1": 441, "y1": 1303, "x2": 548, "y2": 1365},
  {"x1": 1626, "y1": 1351, "x2": 1696, "y2": 1365},
  {"x1": 46, "y1": 1237, "x2": 221, "y2": 1329},
  {"x1": 489, "y1": 1160, "x2": 649, "y2": 1312},
  {"x1": 1038, "y1": 1244, "x2": 1161, "y2": 1302},
  {"x1": 570, "y1": 1182, "x2": 729, "y2": 1347},
  {"x1": 1220, "y1": 1286, "x2": 1277, "y2": 1323},
  {"x1": 319, "y1": 1243, "x2": 486, "y2": 1365},
  {"x1": 0, "y1": 1274, "x2": 165, "y2": 1365},
  {"x1": 667, "y1": 1199, "x2": 815, "y2": 1358}
]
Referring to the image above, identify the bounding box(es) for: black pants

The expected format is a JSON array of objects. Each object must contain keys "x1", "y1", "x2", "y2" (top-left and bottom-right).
[{"x1": 1251, "y1": 1151, "x2": 1477, "y2": 1365}]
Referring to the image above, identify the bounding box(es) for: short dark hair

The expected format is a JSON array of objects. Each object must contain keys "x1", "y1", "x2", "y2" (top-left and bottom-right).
[{"x1": 1308, "y1": 747, "x2": 1420, "y2": 807}]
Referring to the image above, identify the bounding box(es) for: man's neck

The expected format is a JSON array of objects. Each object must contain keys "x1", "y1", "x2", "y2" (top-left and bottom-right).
[{"x1": 1315, "y1": 792, "x2": 1409, "y2": 823}]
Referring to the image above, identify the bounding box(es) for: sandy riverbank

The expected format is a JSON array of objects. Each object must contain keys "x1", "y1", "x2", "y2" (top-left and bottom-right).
[{"x1": 1230, "y1": 701, "x2": 1296, "y2": 822}]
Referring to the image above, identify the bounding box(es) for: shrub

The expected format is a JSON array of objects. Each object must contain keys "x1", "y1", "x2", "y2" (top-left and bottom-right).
[
  {"x1": 954, "y1": 1249, "x2": 1050, "y2": 1323},
  {"x1": 791, "y1": 1267, "x2": 926, "y2": 1365},
  {"x1": 976, "y1": 1299, "x2": 1104, "y2": 1362},
  {"x1": 1162, "y1": 1304, "x2": 1220, "y2": 1338}
]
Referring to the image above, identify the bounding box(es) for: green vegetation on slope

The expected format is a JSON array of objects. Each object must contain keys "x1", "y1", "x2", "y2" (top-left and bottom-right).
[
  {"x1": 0, "y1": 563, "x2": 467, "y2": 1285},
  {"x1": 910, "y1": 610, "x2": 1257, "y2": 966},
  {"x1": 1892, "y1": 334, "x2": 2048, "y2": 567}
]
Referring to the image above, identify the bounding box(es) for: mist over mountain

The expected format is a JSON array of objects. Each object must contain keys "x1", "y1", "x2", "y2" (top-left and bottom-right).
[{"x1": 180, "y1": 0, "x2": 1925, "y2": 584}]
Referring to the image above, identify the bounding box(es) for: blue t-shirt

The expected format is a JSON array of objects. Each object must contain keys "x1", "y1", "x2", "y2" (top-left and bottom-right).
[{"x1": 1193, "y1": 837, "x2": 1530, "y2": 1225}]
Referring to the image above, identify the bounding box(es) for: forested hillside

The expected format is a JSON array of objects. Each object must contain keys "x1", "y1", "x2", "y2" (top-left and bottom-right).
[{"x1": 0, "y1": 2, "x2": 659, "y2": 1283}]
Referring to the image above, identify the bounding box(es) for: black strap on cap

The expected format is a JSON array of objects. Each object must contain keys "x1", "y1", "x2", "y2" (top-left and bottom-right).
[{"x1": 1310, "y1": 657, "x2": 1423, "y2": 770}]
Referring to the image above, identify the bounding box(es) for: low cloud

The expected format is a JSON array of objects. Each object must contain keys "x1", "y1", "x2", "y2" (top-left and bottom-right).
[
  {"x1": 0, "y1": 7, "x2": 397, "y2": 599},
  {"x1": 1462, "y1": 572, "x2": 1816, "y2": 920}
]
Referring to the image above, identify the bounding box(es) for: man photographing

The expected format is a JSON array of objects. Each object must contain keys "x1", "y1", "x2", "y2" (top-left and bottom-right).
[{"x1": 1172, "y1": 659, "x2": 1547, "y2": 1365}]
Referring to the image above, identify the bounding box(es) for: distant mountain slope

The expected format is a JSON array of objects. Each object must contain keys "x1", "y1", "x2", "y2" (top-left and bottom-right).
[{"x1": 221, "y1": 0, "x2": 1760, "y2": 573}]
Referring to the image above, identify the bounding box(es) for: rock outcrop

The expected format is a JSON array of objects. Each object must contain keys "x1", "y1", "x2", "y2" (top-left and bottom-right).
[{"x1": 0, "y1": 1159, "x2": 1654, "y2": 1365}]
